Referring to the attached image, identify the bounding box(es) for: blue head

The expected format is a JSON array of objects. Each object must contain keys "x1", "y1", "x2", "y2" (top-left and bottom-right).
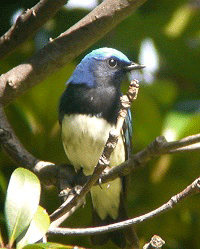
[{"x1": 67, "y1": 47, "x2": 144, "y2": 88}]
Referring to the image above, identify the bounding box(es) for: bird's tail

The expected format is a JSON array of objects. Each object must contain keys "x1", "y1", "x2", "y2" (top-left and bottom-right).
[
  {"x1": 91, "y1": 212, "x2": 139, "y2": 248},
  {"x1": 90, "y1": 186, "x2": 139, "y2": 249}
]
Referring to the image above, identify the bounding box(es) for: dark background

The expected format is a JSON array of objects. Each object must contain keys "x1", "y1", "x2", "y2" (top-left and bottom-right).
[{"x1": 1, "y1": 0, "x2": 200, "y2": 248}]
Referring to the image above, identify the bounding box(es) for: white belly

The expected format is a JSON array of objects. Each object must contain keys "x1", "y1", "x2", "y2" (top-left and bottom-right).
[{"x1": 61, "y1": 114, "x2": 126, "y2": 219}]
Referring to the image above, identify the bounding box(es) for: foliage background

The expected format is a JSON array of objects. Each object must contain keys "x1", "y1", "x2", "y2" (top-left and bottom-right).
[{"x1": 1, "y1": 0, "x2": 200, "y2": 248}]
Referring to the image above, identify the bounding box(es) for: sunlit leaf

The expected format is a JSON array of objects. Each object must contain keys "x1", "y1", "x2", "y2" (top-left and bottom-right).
[
  {"x1": 162, "y1": 111, "x2": 192, "y2": 141},
  {"x1": 5, "y1": 168, "x2": 41, "y2": 246},
  {"x1": 23, "y1": 242, "x2": 86, "y2": 249},
  {"x1": 17, "y1": 206, "x2": 50, "y2": 249},
  {"x1": 165, "y1": 3, "x2": 194, "y2": 38}
]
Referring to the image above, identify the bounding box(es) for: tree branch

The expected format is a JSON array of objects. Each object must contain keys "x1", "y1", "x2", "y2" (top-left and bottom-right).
[
  {"x1": 0, "y1": 105, "x2": 39, "y2": 168},
  {"x1": 162, "y1": 133, "x2": 200, "y2": 152},
  {"x1": 0, "y1": 0, "x2": 147, "y2": 106},
  {"x1": 1, "y1": 101, "x2": 200, "y2": 191},
  {"x1": 169, "y1": 142, "x2": 200, "y2": 153},
  {"x1": 1, "y1": 79, "x2": 200, "y2": 233},
  {"x1": 0, "y1": 105, "x2": 75, "y2": 187},
  {"x1": 0, "y1": 0, "x2": 68, "y2": 60},
  {"x1": 47, "y1": 177, "x2": 200, "y2": 235},
  {"x1": 99, "y1": 134, "x2": 200, "y2": 184}
]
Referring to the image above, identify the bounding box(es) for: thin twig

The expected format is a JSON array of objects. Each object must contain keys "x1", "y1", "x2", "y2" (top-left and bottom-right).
[
  {"x1": 143, "y1": 235, "x2": 165, "y2": 249},
  {"x1": 99, "y1": 134, "x2": 200, "y2": 185},
  {"x1": 1, "y1": 101, "x2": 200, "y2": 191},
  {"x1": 169, "y1": 140, "x2": 200, "y2": 154},
  {"x1": 50, "y1": 186, "x2": 85, "y2": 229},
  {"x1": 48, "y1": 177, "x2": 200, "y2": 235},
  {"x1": 163, "y1": 133, "x2": 200, "y2": 152}
]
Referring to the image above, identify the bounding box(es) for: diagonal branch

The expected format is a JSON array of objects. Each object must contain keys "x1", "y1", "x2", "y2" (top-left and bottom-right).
[
  {"x1": 47, "y1": 177, "x2": 200, "y2": 235},
  {"x1": 0, "y1": 0, "x2": 147, "y2": 106},
  {"x1": 99, "y1": 134, "x2": 200, "y2": 184},
  {"x1": 1, "y1": 101, "x2": 200, "y2": 190},
  {"x1": 0, "y1": 105, "x2": 39, "y2": 168},
  {"x1": 0, "y1": 105, "x2": 65, "y2": 187},
  {"x1": 166, "y1": 134, "x2": 200, "y2": 153},
  {"x1": 0, "y1": 0, "x2": 68, "y2": 60},
  {"x1": 169, "y1": 142, "x2": 200, "y2": 153}
]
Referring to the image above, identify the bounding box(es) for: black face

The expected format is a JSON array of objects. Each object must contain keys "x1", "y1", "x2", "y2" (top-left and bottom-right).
[{"x1": 92, "y1": 57, "x2": 131, "y2": 88}]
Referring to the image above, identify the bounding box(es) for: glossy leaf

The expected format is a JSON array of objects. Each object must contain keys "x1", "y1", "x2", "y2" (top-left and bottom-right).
[
  {"x1": 23, "y1": 242, "x2": 86, "y2": 249},
  {"x1": 5, "y1": 168, "x2": 41, "y2": 246},
  {"x1": 162, "y1": 111, "x2": 193, "y2": 141},
  {"x1": 17, "y1": 206, "x2": 50, "y2": 249}
]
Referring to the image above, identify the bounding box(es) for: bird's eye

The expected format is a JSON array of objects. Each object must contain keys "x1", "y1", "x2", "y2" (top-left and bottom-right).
[{"x1": 108, "y1": 58, "x2": 117, "y2": 68}]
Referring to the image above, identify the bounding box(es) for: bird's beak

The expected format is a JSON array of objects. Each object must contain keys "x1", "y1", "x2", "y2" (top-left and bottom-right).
[{"x1": 125, "y1": 62, "x2": 145, "y2": 71}]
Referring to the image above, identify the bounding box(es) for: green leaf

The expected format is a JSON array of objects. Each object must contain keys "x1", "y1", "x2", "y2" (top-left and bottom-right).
[
  {"x1": 0, "y1": 170, "x2": 7, "y2": 195},
  {"x1": 5, "y1": 168, "x2": 41, "y2": 246},
  {"x1": 23, "y1": 242, "x2": 84, "y2": 249},
  {"x1": 162, "y1": 111, "x2": 193, "y2": 141},
  {"x1": 0, "y1": 229, "x2": 5, "y2": 248},
  {"x1": 133, "y1": 89, "x2": 163, "y2": 146},
  {"x1": 17, "y1": 206, "x2": 50, "y2": 249},
  {"x1": 164, "y1": 3, "x2": 194, "y2": 38}
]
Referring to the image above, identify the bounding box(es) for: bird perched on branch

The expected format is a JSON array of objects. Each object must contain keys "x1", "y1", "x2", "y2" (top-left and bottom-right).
[{"x1": 59, "y1": 47, "x2": 144, "y2": 248}]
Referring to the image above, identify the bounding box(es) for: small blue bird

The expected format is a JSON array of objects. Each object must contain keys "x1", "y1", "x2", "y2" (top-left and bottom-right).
[{"x1": 59, "y1": 48, "x2": 144, "y2": 248}]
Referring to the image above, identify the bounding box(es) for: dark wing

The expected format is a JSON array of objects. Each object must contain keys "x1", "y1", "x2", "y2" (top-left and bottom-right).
[
  {"x1": 91, "y1": 107, "x2": 139, "y2": 248},
  {"x1": 123, "y1": 108, "x2": 133, "y2": 160}
]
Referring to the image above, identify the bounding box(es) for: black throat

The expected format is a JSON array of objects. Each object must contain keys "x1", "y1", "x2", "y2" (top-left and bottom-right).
[{"x1": 59, "y1": 83, "x2": 121, "y2": 125}]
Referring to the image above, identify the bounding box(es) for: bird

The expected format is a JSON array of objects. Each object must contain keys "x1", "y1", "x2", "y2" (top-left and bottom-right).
[{"x1": 58, "y1": 47, "x2": 145, "y2": 248}]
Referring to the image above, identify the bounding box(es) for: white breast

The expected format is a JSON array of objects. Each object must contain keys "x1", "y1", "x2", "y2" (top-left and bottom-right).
[
  {"x1": 62, "y1": 114, "x2": 111, "y2": 174},
  {"x1": 62, "y1": 114, "x2": 125, "y2": 174},
  {"x1": 62, "y1": 114, "x2": 126, "y2": 219}
]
